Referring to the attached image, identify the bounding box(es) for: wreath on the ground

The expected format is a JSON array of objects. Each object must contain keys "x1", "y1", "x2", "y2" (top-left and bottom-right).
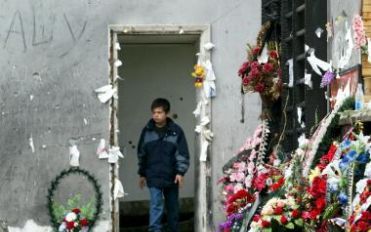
[{"x1": 47, "y1": 167, "x2": 103, "y2": 231}]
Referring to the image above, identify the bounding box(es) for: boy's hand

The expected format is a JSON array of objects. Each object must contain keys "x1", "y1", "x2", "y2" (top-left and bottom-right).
[
  {"x1": 174, "y1": 174, "x2": 184, "y2": 188},
  {"x1": 139, "y1": 177, "x2": 146, "y2": 189}
]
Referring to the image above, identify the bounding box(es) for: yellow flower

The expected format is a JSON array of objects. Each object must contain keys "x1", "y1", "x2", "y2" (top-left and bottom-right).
[
  {"x1": 309, "y1": 167, "x2": 321, "y2": 183},
  {"x1": 195, "y1": 82, "x2": 203, "y2": 88},
  {"x1": 192, "y1": 65, "x2": 205, "y2": 77}
]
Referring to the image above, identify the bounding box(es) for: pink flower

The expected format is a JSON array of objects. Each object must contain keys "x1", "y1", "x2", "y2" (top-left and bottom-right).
[
  {"x1": 230, "y1": 172, "x2": 245, "y2": 182},
  {"x1": 233, "y1": 183, "x2": 243, "y2": 193},
  {"x1": 253, "y1": 173, "x2": 269, "y2": 191},
  {"x1": 352, "y1": 15, "x2": 367, "y2": 48},
  {"x1": 233, "y1": 162, "x2": 246, "y2": 172},
  {"x1": 224, "y1": 184, "x2": 234, "y2": 193}
]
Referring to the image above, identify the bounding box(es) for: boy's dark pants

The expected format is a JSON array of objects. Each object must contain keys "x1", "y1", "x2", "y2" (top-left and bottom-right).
[{"x1": 148, "y1": 184, "x2": 179, "y2": 232}]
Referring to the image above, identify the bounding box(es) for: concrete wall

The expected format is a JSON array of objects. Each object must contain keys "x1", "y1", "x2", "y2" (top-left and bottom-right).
[
  {"x1": 0, "y1": 0, "x2": 261, "y2": 230},
  {"x1": 118, "y1": 43, "x2": 197, "y2": 201}
]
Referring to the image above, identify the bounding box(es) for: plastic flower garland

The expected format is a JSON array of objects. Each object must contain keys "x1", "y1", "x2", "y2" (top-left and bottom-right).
[{"x1": 238, "y1": 45, "x2": 282, "y2": 101}]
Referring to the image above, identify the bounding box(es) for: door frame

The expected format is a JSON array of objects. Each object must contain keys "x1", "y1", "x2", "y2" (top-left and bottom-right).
[{"x1": 108, "y1": 24, "x2": 213, "y2": 232}]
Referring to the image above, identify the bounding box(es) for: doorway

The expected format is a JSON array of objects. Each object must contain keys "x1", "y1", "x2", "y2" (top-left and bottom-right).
[
  {"x1": 108, "y1": 25, "x2": 212, "y2": 232},
  {"x1": 118, "y1": 36, "x2": 197, "y2": 231}
]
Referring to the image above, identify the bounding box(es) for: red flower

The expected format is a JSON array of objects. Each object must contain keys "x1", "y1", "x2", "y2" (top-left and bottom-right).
[
  {"x1": 280, "y1": 215, "x2": 288, "y2": 224},
  {"x1": 72, "y1": 208, "x2": 81, "y2": 214},
  {"x1": 291, "y1": 209, "x2": 301, "y2": 218},
  {"x1": 252, "y1": 47, "x2": 261, "y2": 56},
  {"x1": 274, "y1": 206, "x2": 284, "y2": 215},
  {"x1": 250, "y1": 67, "x2": 261, "y2": 78},
  {"x1": 253, "y1": 173, "x2": 268, "y2": 191},
  {"x1": 66, "y1": 221, "x2": 75, "y2": 229},
  {"x1": 315, "y1": 197, "x2": 326, "y2": 210},
  {"x1": 270, "y1": 177, "x2": 285, "y2": 192},
  {"x1": 303, "y1": 209, "x2": 321, "y2": 220},
  {"x1": 261, "y1": 220, "x2": 271, "y2": 228},
  {"x1": 252, "y1": 214, "x2": 260, "y2": 222},
  {"x1": 238, "y1": 62, "x2": 250, "y2": 77},
  {"x1": 254, "y1": 83, "x2": 265, "y2": 93},
  {"x1": 269, "y1": 50, "x2": 278, "y2": 59},
  {"x1": 80, "y1": 218, "x2": 89, "y2": 227},
  {"x1": 308, "y1": 176, "x2": 327, "y2": 198},
  {"x1": 250, "y1": 61, "x2": 260, "y2": 69},
  {"x1": 262, "y1": 63, "x2": 274, "y2": 73},
  {"x1": 242, "y1": 76, "x2": 250, "y2": 86},
  {"x1": 355, "y1": 221, "x2": 369, "y2": 231},
  {"x1": 317, "y1": 144, "x2": 337, "y2": 171}
]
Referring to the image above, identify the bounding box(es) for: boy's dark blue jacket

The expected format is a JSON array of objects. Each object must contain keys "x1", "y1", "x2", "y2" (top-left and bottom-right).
[{"x1": 137, "y1": 118, "x2": 190, "y2": 188}]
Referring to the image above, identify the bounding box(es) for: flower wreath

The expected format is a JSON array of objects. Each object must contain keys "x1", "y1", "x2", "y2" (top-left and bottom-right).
[
  {"x1": 47, "y1": 168, "x2": 103, "y2": 231},
  {"x1": 237, "y1": 21, "x2": 282, "y2": 102}
]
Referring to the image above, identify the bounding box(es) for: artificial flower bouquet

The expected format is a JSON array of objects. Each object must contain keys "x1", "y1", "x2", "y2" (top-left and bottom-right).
[
  {"x1": 58, "y1": 208, "x2": 89, "y2": 232},
  {"x1": 238, "y1": 45, "x2": 282, "y2": 101}
]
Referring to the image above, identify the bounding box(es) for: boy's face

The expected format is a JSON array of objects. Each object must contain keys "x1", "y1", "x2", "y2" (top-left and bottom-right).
[{"x1": 152, "y1": 107, "x2": 167, "y2": 124}]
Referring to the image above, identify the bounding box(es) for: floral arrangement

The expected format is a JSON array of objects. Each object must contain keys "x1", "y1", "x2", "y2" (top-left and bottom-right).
[
  {"x1": 58, "y1": 208, "x2": 90, "y2": 232},
  {"x1": 219, "y1": 122, "x2": 286, "y2": 232},
  {"x1": 249, "y1": 197, "x2": 303, "y2": 231},
  {"x1": 348, "y1": 179, "x2": 371, "y2": 232},
  {"x1": 352, "y1": 15, "x2": 367, "y2": 51},
  {"x1": 48, "y1": 168, "x2": 102, "y2": 231},
  {"x1": 191, "y1": 64, "x2": 206, "y2": 88},
  {"x1": 52, "y1": 194, "x2": 96, "y2": 232},
  {"x1": 238, "y1": 45, "x2": 282, "y2": 101}
]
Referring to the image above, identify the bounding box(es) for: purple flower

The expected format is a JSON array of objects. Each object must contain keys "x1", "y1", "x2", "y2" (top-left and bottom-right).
[{"x1": 320, "y1": 70, "x2": 335, "y2": 88}]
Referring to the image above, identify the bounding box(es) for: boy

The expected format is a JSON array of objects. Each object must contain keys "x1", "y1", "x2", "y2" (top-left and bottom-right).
[{"x1": 137, "y1": 98, "x2": 190, "y2": 232}]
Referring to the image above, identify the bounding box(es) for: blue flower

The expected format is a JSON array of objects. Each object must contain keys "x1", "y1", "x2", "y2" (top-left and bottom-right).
[
  {"x1": 328, "y1": 181, "x2": 338, "y2": 193},
  {"x1": 340, "y1": 139, "x2": 351, "y2": 150},
  {"x1": 338, "y1": 192, "x2": 348, "y2": 205},
  {"x1": 356, "y1": 153, "x2": 370, "y2": 164}
]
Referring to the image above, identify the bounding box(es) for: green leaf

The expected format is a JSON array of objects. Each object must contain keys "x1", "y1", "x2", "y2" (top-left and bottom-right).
[
  {"x1": 294, "y1": 218, "x2": 304, "y2": 227},
  {"x1": 285, "y1": 222, "x2": 295, "y2": 229},
  {"x1": 52, "y1": 202, "x2": 67, "y2": 222},
  {"x1": 262, "y1": 228, "x2": 272, "y2": 232}
]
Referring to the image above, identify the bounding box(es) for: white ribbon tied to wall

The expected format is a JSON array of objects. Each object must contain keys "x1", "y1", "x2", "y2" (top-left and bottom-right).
[
  {"x1": 96, "y1": 139, "x2": 109, "y2": 159},
  {"x1": 69, "y1": 145, "x2": 80, "y2": 167},
  {"x1": 194, "y1": 99, "x2": 214, "y2": 162},
  {"x1": 203, "y1": 60, "x2": 217, "y2": 98},
  {"x1": 95, "y1": 84, "x2": 118, "y2": 104},
  {"x1": 108, "y1": 146, "x2": 124, "y2": 163},
  {"x1": 96, "y1": 139, "x2": 124, "y2": 163},
  {"x1": 114, "y1": 177, "x2": 127, "y2": 199}
]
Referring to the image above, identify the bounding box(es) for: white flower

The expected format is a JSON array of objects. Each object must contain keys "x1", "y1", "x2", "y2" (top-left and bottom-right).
[
  {"x1": 65, "y1": 212, "x2": 77, "y2": 222},
  {"x1": 58, "y1": 222, "x2": 66, "y2": 232}
]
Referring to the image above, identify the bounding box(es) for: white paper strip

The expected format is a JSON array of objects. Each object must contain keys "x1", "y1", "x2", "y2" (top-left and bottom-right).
[
  {"x1": 115, "y1": 42, "x2": 121, "y2": 50},
  {"x1": 29, "y1": 136, "x2": 35, "y2": 153},
  {"x1": 114, "y1": 178, "x2": 126, "y2": 199},
  {"x1": 287, "y1": 59, "x2": 294, "y2": 87},
  {"x1": 203, "y1": 42, "x2": 215, "y2": 51},
  {"x1": 108, "y1": 146, "x2": 124, "y2": 163},
  {"x1": 203, "y1": 60, "x2": 217, "y2": 98},
  {"x1": 307, "y1": 50, "x2": 331, "y2": 75},
  {"x1": 95, "y1": 85, "x2": 117, "y2": 103},
  {"x1": 97, "y1": 139, "x2": 109, "y2": 159},
  {"x1": 69, "y1": 145, "x2": 80, "y2": 167}
]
